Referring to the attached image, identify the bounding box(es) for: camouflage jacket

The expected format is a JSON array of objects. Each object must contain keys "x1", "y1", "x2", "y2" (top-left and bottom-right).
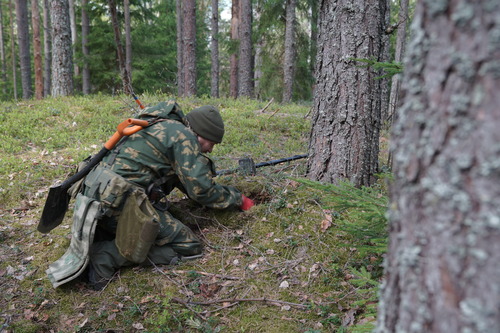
[{"x1": 101, "y1": 100, "x2": 242, "y2": 210}]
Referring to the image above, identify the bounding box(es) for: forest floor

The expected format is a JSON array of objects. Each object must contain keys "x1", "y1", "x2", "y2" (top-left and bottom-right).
[{"x1": 0, "y1": 95, "x2": 387, "y2": 332}]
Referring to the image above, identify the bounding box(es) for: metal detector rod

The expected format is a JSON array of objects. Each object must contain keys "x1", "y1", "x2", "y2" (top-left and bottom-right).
[
  {"x1": 216, "y1": 154, "x2": 308, "y2": 176},
  {"x1": 254, "y1": 154, "x2": 308, "y2": 169}
]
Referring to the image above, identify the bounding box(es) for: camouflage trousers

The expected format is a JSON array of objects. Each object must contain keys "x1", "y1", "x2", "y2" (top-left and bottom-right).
[{"x1": 90, "y1": 208, "x2": 202, "y2": 279}]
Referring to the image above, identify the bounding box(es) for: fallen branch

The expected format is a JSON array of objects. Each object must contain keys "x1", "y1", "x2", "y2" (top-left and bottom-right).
[
  {"x1": 171, "y1": 297, "x2": 207, "y2": 321},
  {"x1": 259, "y1": 98, "x2": 274, "y2": 113},
  {"x1": 169, "y1": 269, "x2": 241, "y2": 281},
  {"x1": 182, "y1": 297, "x2": 308, "y2": 309},
  {"x1": 268, "y1": 107, "x2": 282, "y2": 119}
]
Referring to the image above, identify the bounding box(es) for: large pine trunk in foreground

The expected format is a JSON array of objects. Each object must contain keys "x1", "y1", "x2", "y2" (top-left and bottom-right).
[
  {"x1": 307, "y1": 0, "x2": 387, "y2": 187},
  {"x1": 376, "y1": 1, "x2": 500, "y2": 332}
]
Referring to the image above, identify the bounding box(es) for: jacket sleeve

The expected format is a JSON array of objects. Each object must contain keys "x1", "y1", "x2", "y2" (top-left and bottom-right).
[{"x1": 171, "y1": 135, "x2": 242, "y2": 210}]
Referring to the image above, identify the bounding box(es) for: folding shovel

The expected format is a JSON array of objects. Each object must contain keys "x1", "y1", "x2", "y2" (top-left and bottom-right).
[{"x1": 37, "y1": 118, "x2": 149, "y2": 234}]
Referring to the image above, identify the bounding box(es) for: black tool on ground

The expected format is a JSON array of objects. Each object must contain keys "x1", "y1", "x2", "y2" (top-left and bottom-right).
[
  {"x1": 37, "y1": 118, "x2": 149, "y2": 234},
  {"x1": 217, "y1": 154, "x2": 308, "y2": 176}
]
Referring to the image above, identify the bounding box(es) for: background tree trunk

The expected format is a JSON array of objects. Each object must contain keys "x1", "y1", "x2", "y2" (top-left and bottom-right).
[
  {"x1": 237, "y1": 0, "x2": 252, "y2": 98},
  {"x1": 0, "y1": 2, "x2": 7, "y2": 96},
  {"x1": 9, "y1": 0, "x2": 17, "y2": 99},
  {"x1": 124, "y1": 0, "x2": 132, "y2": 87},
  {"x1": 182, "y1": 0, "x2": 196, "y2": 96},
  {"x1": 387, "y1": 0, "x2": 409, "y2": 126},
  {"x1": 50, "y1": 0, "x2": 73, "y2": 96},
  {"x1": 32, "y1": 0, "x2": 44, "y2": 100},
  {"x1": 68, "y1": 0, "x2": 78, "y2": 78},
  {"x1": 378, "y1": 0, "x2": 391, "y2": 129},
  {"x1": 81, "y1": 0, "x2": 90, "y2": 95},
  {"x1": 210, "y1": 0, "x2": 219, "y2": 98},
  {"x1": 176, "y1": 0, "x2": 183, "y2": 97},
  {"x1": 229, "y1": 0, "x2": 239, "y2": 98},
  {"x1": 376, "y1": 1, "x2": 500, "y2": 332},
  {"x1": 108, "y1": 0, "x2": 130, "y2": 95},
  {"x1": 309, "y1": 0, "x2": 318, "y2": 78},
  {"x1": 15, "y1": 0, "x2": 33, "y2": 99},
  {"x1": 282, "y1": 0, "x2": 297, "y2": 103},
  {"x1": 306, "y1": 0, "x2": 388, "y2": 187},
  {"x1": 43, "y1": 0, "x2": 52, "y2": 96},
  {"x1": 253, "y1": 2, "x2": 263, "y2": 100}
]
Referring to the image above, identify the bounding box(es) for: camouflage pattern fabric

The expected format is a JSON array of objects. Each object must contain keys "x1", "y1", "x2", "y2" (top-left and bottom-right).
[
  {"x1": 46, "y1": 193, "x2": 101, "y2": 287},
  {"x1": 105, "y1": 100, "x2": 243, "y2": 209}
]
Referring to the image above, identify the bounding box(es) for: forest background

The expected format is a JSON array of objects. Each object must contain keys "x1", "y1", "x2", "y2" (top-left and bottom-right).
[{"x1": 0, "y1": 0, "x2": 406, "y2": 104}]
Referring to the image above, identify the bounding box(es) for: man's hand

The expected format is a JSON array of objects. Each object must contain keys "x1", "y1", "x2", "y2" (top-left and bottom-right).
[{"x1": 240, "y1": 195, "x2": 255, "y2": 211}]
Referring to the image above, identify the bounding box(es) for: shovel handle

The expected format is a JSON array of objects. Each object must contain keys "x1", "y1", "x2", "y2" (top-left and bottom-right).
[{"x1": 104, "y1": 118, "x2": 149, "y2": 150}]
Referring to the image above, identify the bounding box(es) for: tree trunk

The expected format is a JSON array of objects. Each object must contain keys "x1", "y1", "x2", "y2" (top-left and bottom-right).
[
  {"x1": 238, "y1": 0, "x2": 252, "y2": 98},
  {"x1": 387, "y1": 0, "x2": 409, "y2": 126},
  {"x1": 68, "y1": 0, "x2": 78, "y2": 78},
  {"x1": 229, "y1": 0, "x2": 239, "y2": 98},
  {"x1": 309, "y1": 0, "x2": 318, "y2": 77},
  {"x1": 176, "y1": 0, "x2": 183, "y2": 96},
  {"x1": 378, "y1": 0, "x2": 391, "y2": 128},
  {"x1": 376, "y1": 1, "x2": 500, "y2": 332},
  {"x1": 306, "y1": 0, "x2": 388, "y2": 187},
  {"x1": 32, "y1": 0, "x2": 44, "y2": 100},
  {"x1": 282, "y1": 0, "x2": 297, "y2": 103},
  {"x1": 15, "y1": 0, "x2": 33, "y2": 99},
  {"x1": 253, "y1": 3, "x2": 263, "y2": 100},
  {"x1": 124, "y1": 0, "x2": 132, "y2": 87},
  {"x1": 0, "y1": 2, "x2": 7, "y2": 96},
  {"x1": 50, "y1": 0, "x2": 73, "y2": 96},
  {"x1": 9, "y1": 0, "x2": 17, "y2": 99},
  {"x1": 108, "y1": 0, "x2": 130, "y2": 95},
  {"x1": 43, "y1": 0, "x2": 52, "y2": 96},
  {"x1": 182, "y1": 0, "x2": 196, "y2": 96},
  {"x1": 210, "y1": 0, "x2": 219, "y2": 98},
  {"x1": 81, "y1": 0, "x2": 90, "y2": 95}
]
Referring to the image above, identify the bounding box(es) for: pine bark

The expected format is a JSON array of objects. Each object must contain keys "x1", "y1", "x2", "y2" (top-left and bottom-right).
[
  {"x1": 237, "y1": 0, "x2": 252, "y2": 98},
  {"x1": 68, "y1": 0, "x2": 78, "y2": 77},
  {"x1": 309, "y1": 0, "x2": 318, "y2": 76},
  {"x1": 9, "y1": 0, "x2": 17, "y2": 99},
  {"x1": 124, "y1": 0, "x2": 132, "y2": 86},
  {"x1": 387, "y1": 0, "x2": 409, "y2": 126},
  {"x1": 81, "y1": 0, "x2": 90, "y2": 94},
  {"x1": 0, "y1": 3, "x2": 7, "y2": 96},
  {"x1": 210, "y1": 0, "x2": 219, "y2": 98},
  {"x1": 15, "y1": 0, "x2": 33, "y2": 99},
  {"x1": 306, "y1": 0, "x2": 387, "y2": 187},
  {"x1": 108, "y1": 0, "x2": 130, "y2": 95},
  {"x1": 282, "y1": 0, "x2": 297, "y2": 103},
  {"x1": 43, "y1": 0, "x2": 52, "y2": 96},
  {"x1": 32, "y1": 0, "x2": 44, "y2": 100},
  {"x1": 50, "y1": 0, "x2": 73, "y2": 96},
  {"x1": 376, "y1": 1, "x2": 500, "y2": 332},
  {"x1": 176, "y1": 0, "x2": 183, "y2": 97},
  {"x1": 229, "y1": 0, "x2": 239, "y2": 98},
  {"x1": 182, "y1": 0, "x2": 196, "y2": 96}
]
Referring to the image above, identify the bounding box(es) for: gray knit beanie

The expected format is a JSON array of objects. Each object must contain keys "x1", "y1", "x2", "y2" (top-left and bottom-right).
[{"x1": 186, "y1": 106, "x2": 225, "y2": 143}]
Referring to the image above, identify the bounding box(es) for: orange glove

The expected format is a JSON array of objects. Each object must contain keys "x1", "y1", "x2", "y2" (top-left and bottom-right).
[{"x1": 240, "y1": 195, "x2": 255, "y2": 211}]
